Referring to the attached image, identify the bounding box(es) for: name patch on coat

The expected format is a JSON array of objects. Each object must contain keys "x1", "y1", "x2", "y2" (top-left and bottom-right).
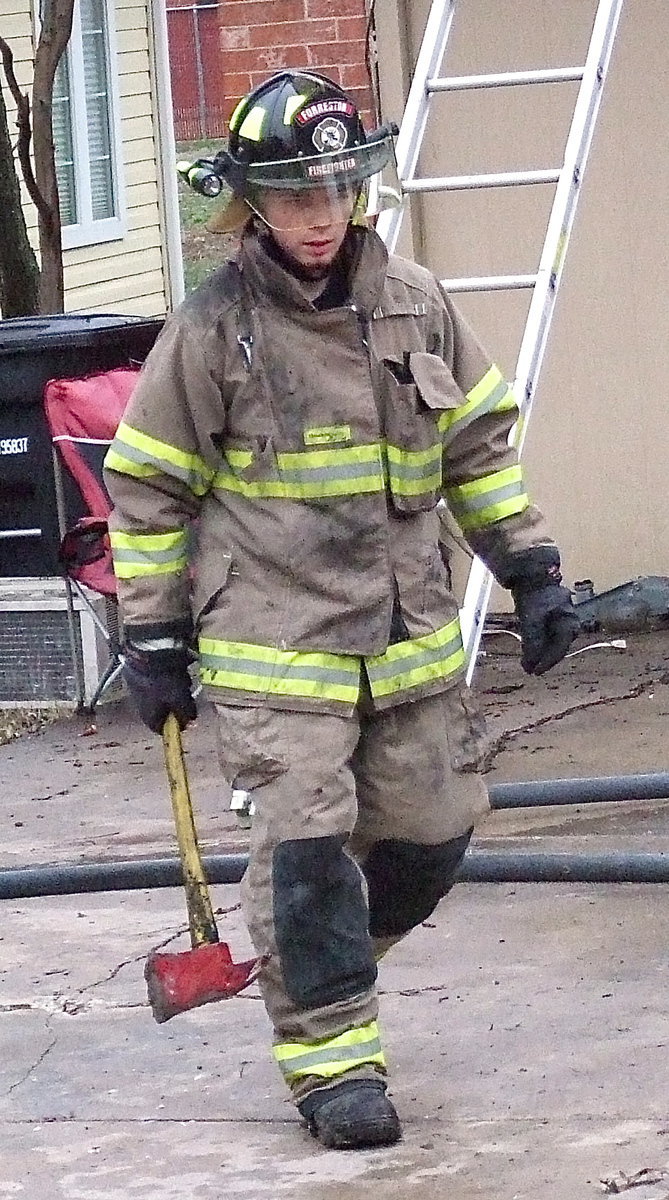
[{"x1": 304, "y1": 425, "x2": 352, "y2": 446}]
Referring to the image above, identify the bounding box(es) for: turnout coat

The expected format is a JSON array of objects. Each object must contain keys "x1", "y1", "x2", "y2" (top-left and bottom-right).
[{"x1": 105, "y1": 225, "x2": 552, "y2": 714}]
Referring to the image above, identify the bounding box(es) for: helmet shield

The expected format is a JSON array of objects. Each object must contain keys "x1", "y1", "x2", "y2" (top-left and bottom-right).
[
  {"x1": 246, "y1": 178, "x2": 360, "y2": 233},
  {"x1": 242, "y1": 137, "x2": 402, "y2": 232}
]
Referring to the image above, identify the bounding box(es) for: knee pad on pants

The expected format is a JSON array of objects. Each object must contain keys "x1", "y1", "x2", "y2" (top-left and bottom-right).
[
  {"x1": 273, "y1": 835, "x2": 377, "y2": 1010},
  {"x1": 363, "y1": 830, "x2": 473, "y2": 939}
]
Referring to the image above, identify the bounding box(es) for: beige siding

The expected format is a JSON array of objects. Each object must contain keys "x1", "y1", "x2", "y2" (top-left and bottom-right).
[
  {"x1": 63, "y1": 0, "x2": 168, "y2": 316},
  {"x1": 65, "y1": 269, "x2": 165, "y2": 311},
  {"x1": 376, "y1": 0, "x2": 669, "y2": 594},
  {"x1": 2, "y1": 0, "x2": 169, "y2": 318}
]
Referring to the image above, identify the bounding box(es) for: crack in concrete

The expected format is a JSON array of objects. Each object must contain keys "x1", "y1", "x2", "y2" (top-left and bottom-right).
[
  {"x1": 489, "y1": 681, "x2": 651, "y2": 760},
  {"x1": 52, "y1": 902, "x2": 244, "y2": 1014},
  {"x1": 1, "y1": 1114, "x2": 297, "y2": 1125},
  {"x1": 379, "y1": 983, "x2": 450, "y2": 998},
  {"x1": 5, "y1": 1018, "x2": 57, "y2": 1095},
  {"x1": 75, "y1": 925, "x2": 190, "y2": 995}
]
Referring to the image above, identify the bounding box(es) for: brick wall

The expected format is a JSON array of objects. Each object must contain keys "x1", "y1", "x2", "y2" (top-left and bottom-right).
[{"x1": 220, "y1": 0, "x2": 376, "y2": 126}]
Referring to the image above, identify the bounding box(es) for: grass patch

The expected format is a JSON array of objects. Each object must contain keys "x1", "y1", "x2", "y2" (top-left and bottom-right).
[{"x1": 176, "y1": 140, "x2": 238, "y2": 293}]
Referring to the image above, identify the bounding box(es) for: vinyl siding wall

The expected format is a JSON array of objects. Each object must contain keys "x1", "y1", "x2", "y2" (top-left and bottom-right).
[{"x1": 2, "y1": 0, "x2": 169, "y2": 318}]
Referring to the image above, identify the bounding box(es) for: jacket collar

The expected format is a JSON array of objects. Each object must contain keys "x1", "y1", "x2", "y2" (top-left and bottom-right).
[{"x1": 238, "y1": 225, "x2": 389, "y2": 320}]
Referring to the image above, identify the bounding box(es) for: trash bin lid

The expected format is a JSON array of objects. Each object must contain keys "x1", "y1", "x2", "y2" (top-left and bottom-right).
[{"x1": 0, "y1": 312, "x2": 164, "y2": 356}]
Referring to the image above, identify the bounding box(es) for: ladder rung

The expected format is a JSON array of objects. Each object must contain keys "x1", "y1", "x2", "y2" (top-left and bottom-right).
[
  {"x1": 404, "y1": 168, "x2": 561, "y2": 193},
  {"x1": 428, "y1": 67, "x2": 584, "y2": 92},
  {"x1": 441, "y1": 274, "x2": 538, "y2": 293}
]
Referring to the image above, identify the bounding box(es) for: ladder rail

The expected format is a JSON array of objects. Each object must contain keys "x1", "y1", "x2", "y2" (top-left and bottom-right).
[
  {"x1": 375, "y1": 0, "x2": 457, "y2": 253},
  {"x1": 461, "y1": 0, "x2": 626, "y2": 679}
]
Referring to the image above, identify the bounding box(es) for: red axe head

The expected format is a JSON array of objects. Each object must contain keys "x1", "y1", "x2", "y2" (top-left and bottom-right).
[{"x1": 145, "y1": 942, "x2": 265, "y2": 1024}]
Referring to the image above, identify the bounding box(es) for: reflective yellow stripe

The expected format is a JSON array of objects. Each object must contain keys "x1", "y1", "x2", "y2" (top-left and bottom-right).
[
  {"x1": 109, "y1": 529, "x2": 188, "y2": 579},
  {"x1": 213, "y1": 443, "x2": 385, "y2": 500},
  {"x1": 228, "y1": 96, "x2": 247, "y2": 132},
  {"x1": 274, "y1": 1021, "x2": 385, "y2": 1082},
  {"x1": 104, "y1": 448, "x2": 160, "y2": 479},
  {"x1": 438, "y1": 364, "x2": 517, "y2": 441},
  {"x1": 198, "y1": 638, "x2": 361, "y2": 704},
  {"x1": 365, "y1": 618, "x2": 465, "y2": 699},
  {"x1": 113, "y1": 558, "x2": 188, "y2": 579},
  {"x1": 238, "y1": 105, "x2": 266, "y2": 141},
  {"x1": 106, "y1": 423, "x2": 213, "y2": 496},
  {"x1": 279, "y1": 447, "x2": 374, "y2": 471},
  {"x1": 457, "y1": 493, "x2": 529, "y2": 530},
  {"x1": 385, "y1": 441, "x2": 442, "y2": 496},
  {"x1": 284, "y1": 94, "x2": 307, "y2": 124},
  {"x1": 446, "y1": 464, "x2": 529, "y2": 531},
  {"x1": 109, "y1": 530, "x2": 184, "y2": 552},
  {"x1": 224, "y1": 448, "x2": 254, "y2": 469}
]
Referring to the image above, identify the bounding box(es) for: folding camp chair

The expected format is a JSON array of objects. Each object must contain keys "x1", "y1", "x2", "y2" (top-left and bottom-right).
[{"x1": 44, "y1": 366, "x2": 140, "y2": 711}]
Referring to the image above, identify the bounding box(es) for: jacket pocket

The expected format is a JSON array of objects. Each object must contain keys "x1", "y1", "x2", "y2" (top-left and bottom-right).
[
  {"x1": 443, "y1": 686, "x2": 492, "y2": 774},
  {"x1": 381, "y1": 352, "x2": 461, "y2": 514},
  {"x1": 218, "y1": 434, "x2": 279, "y2": 490},
  {"x1": 192, "y1": 551, "x2": 233, "y2": 629}
]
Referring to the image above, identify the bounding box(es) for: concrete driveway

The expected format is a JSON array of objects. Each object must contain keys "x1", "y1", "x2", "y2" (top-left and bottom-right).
[{"x1": 1, "y1": 632, "x2": 668, "y2": 1198}]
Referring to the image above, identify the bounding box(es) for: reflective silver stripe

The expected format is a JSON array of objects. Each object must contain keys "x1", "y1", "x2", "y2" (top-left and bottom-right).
[
  {"x1": 441, "y1": 379, "x2": 515, "y2": 444},
  {"x1": 198, "y1": 638, "x2": 361, "y2": 704},
  {"x1": 111, "y1": 545, "x2": 186, "y2": 566},
  {"x1": 366, "y1": 628, "x2": 463, "y2": 684},
  {"x1": 365, "y1": 618, "x2": 466, "y2": 699},
  {"x1": 131, "y1": 637, "x2": 186, "y2": 651},
  {"x1": 275, "y1": 1036, "x2": 384, "y2": 1077},
  {"x1": 386, "y1": 451, "x2": 442, "y2": 481},
  {"x1": 448, "y1": 475, "x2": 526, "y2": 517},
  {"x1": 108, "y1": 435, "x2": 211, "y2": 495},
  {"x1": 199, "y1": 651, "x2": 358, "y2": 688},
  {"x1": 278, "y1": 462, "x2": 380, "y2": 483}
]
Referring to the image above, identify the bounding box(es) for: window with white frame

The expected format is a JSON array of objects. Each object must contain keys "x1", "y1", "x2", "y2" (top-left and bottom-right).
[{"x1": 50, "y1": 0, "x2": 125, "y2": 248}]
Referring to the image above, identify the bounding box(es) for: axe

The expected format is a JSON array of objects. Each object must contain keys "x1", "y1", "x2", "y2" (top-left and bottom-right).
[{"x1": 144, "y1": 712, "x2": 264, "y2": 1023}]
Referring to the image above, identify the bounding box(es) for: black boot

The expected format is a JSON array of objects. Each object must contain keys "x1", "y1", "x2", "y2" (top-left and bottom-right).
[{"x1": 298, "y1": 1077, "x2": 402, "y2": 1150}]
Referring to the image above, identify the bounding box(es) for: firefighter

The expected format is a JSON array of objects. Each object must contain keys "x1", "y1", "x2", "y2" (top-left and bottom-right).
[{"x1": 104, "y1": 70, "x2": 579, "y2": 1150}]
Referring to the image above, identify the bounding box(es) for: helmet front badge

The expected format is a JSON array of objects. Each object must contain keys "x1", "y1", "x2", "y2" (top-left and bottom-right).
[{"x1": 312, "y1": 117, "x2": 348, "y2": 153}]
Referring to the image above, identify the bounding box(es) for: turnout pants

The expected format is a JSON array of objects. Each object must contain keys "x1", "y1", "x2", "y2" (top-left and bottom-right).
[{"x1": 215, "y1": 685, "x2": 490, "y2": 1101}]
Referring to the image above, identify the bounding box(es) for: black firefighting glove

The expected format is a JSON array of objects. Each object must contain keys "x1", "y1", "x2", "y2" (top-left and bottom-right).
[
  {"x1": 500, "y1": 546, "x2": 580, "y2": 676},
  {"x1": 123, "y1": 638, "x2": 197, "y2": 734}
]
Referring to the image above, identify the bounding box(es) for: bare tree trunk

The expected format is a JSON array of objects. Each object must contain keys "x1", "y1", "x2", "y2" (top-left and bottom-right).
[
  {"x1": 0, "y1": 75, "x2": 40, "y2": 316},
  {"x1": 32, "y1": 0, "x2": 76, "y2": 313}
]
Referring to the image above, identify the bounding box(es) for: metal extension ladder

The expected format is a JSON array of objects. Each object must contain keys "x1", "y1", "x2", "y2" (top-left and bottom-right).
[{"x1": 376, "y1": 0, "x2": 624, "y2": 683}]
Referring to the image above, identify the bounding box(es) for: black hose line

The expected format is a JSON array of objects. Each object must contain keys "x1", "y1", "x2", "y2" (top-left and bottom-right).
[{"x1": 2, "y1": 847, "x2": 669, "y2": 900}]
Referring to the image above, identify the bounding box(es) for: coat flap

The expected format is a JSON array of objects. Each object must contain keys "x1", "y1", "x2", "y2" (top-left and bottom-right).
[{"x1": 409, "y1": 352, "x2": 463, "y2": 411}]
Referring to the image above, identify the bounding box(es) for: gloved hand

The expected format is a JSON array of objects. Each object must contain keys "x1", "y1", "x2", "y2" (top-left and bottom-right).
[
  {"x1": 123, "y1": 644, "x2": 197, "y2": 734},
  {"x1": 502, "y1": 547, "x2": 581, "y2": 676}
]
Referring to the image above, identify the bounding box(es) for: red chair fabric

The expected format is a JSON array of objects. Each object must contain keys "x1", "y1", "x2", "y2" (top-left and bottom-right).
[{"x1": 43, "y1": 367, "x2": 139, "y2": 595}]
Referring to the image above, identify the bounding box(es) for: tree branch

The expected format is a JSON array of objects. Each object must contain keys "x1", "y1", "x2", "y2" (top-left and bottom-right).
[
  {"x1": 0, "y1": 35, "x2": 51, "y2": 224},
  {"x1": 32, "y1": 0, "x2": 76, "y2": 310}
]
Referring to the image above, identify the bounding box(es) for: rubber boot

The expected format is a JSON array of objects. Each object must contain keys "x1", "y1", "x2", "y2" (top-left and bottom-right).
[{"x1": 298, "y1": 1077, "x2": 402, "y2": 1150}]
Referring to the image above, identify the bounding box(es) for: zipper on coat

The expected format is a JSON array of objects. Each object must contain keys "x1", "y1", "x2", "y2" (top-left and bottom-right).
[{"x1": 349, "y1": 303, "x2": 396, "y2": 648}]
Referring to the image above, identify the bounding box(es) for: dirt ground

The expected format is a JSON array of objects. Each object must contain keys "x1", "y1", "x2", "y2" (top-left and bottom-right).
[{"x1": 1, "y1": 630, "x2": 668, "y2": 1198}]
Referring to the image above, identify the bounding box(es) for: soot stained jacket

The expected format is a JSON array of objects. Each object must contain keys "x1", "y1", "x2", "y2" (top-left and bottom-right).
[{"x1": 104, "y1": 225, "x2": 552, "y2": 714}]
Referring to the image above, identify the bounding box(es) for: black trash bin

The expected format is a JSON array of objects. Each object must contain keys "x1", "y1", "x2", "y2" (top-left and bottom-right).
[{"x1": 0, "y1": 313, "x2": 163, "y2": 577}]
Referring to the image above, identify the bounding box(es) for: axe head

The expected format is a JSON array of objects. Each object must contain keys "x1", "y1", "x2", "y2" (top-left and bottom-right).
[{"x1": 145, "y1": 941, "x2": 264, "y2": 1023}]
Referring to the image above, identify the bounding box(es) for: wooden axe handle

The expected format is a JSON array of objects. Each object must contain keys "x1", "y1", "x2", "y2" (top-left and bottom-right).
[{"x1": 162, "y1": 713, "x2": 219, "y2": 948}]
